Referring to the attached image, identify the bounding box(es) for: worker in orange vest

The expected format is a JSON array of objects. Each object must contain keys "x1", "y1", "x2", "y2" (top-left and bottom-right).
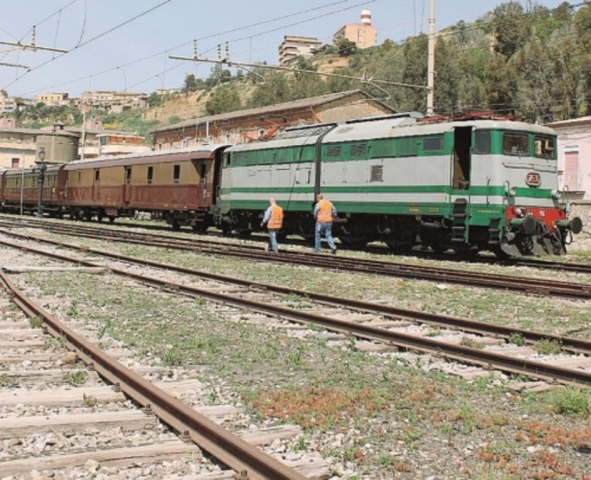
[
  {"x1": 261, "y1": 198, "x2": 284, "y2": 253},
  {"x1": 313, "y1": 193, "x2": 337, "y2": 254}
]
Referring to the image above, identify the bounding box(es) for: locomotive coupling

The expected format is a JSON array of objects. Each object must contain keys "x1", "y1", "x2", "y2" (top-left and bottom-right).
[
  {"x1": 556, "y1": 217, "x2": 583, "y2": 234},
  {"x1": 509, "y1": 214, "x2": 537, "y2": 235}
]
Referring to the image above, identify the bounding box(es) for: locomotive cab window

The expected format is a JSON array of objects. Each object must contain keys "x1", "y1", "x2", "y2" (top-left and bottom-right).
[
  {"x1": 173, "y1": 165, "x2": 180, "y2": 184},
  {"x1": 474, "y1": 130, "x2": 491, "y2": 154},
  {"x1": 423, "y1": 136, "x2": 444, "y2": 152},
  {"x1": 503, "y1": 133, "x2": 529, "y2": 156},
  {"x1": 534, "y1": 136, "x2": 556, "y2": 159},
  {"x1": 223, "y1": 152, "x2": 231, "y2": 167}
]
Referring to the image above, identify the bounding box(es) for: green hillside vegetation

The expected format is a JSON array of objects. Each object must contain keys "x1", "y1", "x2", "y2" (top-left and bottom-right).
[{"x1": 6, "y1": 1, "x2": 590, "y2": 138}]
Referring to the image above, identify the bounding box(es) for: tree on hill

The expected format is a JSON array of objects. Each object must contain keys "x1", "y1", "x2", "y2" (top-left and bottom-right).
[
  {"x1": 183, "y1": 74, "x2": 205, "y2": 92},
  {"x1": 248, "y1": 71, "x2": 292, "y2": 108},
  {"x1": 337, "y1": 38, "x2": 357, "y2": 56},
  {"x1": 205, "y1": 86, "x2": 243, "y2": 115}
]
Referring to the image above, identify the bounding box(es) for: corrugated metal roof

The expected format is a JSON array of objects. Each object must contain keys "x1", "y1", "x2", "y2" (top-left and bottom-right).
[
  {"x1": 0, "y1": 127, "x2": 42, "y2": 135},
  {"x1": 546, "y1": 116, "x2": 591, "y2": 128},
  {"x1": 152, "y1": 89, "x2": 394, "y2": 134}
]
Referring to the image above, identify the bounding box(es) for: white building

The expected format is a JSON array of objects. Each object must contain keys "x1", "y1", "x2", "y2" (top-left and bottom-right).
[{"x1": 278, "y1": 35, "x2": 322, "y2": 65}]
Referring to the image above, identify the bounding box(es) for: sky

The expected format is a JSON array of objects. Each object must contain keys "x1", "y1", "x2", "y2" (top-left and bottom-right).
[{"x1": 0, "y1": 0, "x2": 571, "y2": 99}]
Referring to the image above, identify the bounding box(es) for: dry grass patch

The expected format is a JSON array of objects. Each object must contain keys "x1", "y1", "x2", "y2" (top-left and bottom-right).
[
  {"x1": 518, "y1": 419, "x2": 591, "y2": 449},
  {"x1": 245, "y1": 386, "x2": 388, "y2": 431}
]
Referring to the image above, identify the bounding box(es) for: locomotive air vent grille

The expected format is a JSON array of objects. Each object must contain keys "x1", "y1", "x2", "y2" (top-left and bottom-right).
[
  {"x1": 327, "y1": 145, "x2": 342, "y2": 157},
  {"x1": 370, "y1": 165, "x2": 384, "y2": 182},
  {"x1": 350, "y1": 144, "x2": 368, "y2": 156}
]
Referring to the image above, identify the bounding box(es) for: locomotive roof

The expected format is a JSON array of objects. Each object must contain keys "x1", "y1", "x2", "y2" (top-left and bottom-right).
[
  {"x1": 227, "y1": 115, "x2": 556, "y2": 152},
  {"x1": 65, "y1": 144, "x2": 230, "y2": 170},
  {"x1": 321, "y1": 118, "x2": 557, "y2": 143}
]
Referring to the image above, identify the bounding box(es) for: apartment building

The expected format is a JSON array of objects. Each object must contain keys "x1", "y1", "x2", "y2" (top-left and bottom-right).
[
  {"x1": 79, "y1": 91, "x2": 148, "y2": 113},
  {"x1": 278, "y1": 35, "x2": 322, "y2": 65},
  {"x1": 36, "y1": 93, "x2": 69, "y2": 106}
]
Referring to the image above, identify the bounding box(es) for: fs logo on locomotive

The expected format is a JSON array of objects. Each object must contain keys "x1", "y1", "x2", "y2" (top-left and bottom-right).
[{"x1": 526, "y1": 172, "x2": 541, "y2": 187}]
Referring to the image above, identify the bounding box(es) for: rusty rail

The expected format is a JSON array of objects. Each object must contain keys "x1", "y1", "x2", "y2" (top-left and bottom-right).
[
  {"x1": 0, "y1": 268, "x2": 307, "y2": 480},
  {"x1": 2, "y1": 236, "x2": 591, "y2": 388}
]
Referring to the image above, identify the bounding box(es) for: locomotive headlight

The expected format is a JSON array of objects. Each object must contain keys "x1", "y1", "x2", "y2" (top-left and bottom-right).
[
  {"x1": 551, "y1": 189, "x2": 561, "y2": 199},
  {"x1": 515, "y1": 207, "x2": 524, "y2": 217}
]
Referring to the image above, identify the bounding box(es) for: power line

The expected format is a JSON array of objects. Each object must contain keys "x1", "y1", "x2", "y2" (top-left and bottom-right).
[
  {"x1": 10, "y1": 0, "x2": 374, "y2": 97},
  {"x1": 2, "y1": 0, "x2": 173, "y2": 91}
]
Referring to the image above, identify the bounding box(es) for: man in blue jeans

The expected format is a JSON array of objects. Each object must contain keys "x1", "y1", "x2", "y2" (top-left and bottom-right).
[
  {"x1": 261, "y1": 198, "x2": 283, "y2": 253},
  {"x1": 313, "y1": 193, "x2": 337, "y2": 254}
]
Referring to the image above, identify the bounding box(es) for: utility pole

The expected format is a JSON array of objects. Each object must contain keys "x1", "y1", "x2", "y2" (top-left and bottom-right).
[
  {"x1": 0, "y1": 26, "x2": 68, "y2": 70},
  {"x1": 427, "y1": 0, "x2": 436, "y2": 115},
  {"x1": 170, "y1": 41, "x2": 429, "y2": 96},
  {"x1": 0, "y1": 26, "x2": 68, "y2": 53}
]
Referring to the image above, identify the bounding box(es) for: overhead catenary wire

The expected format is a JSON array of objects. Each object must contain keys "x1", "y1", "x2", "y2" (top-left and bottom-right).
[
  {"x1": 2, "y1": 0, "x2": 173, "y2": 91},
  {"x1": 9, "y1": 0, "x2": 376, "y2": 97},
  {"x1": 4, "y1": 0, "x2": 589, "y2": 115}
]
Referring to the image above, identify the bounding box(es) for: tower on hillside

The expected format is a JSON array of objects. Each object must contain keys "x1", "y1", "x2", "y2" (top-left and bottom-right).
[{"x1": 333, "y1": 10, "x2": 377, "y2": 49}]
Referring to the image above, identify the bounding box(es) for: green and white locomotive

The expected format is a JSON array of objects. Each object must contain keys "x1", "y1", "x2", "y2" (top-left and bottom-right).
[{"x1": 215, "y1": 112, "x2": 582, "y2": 257}]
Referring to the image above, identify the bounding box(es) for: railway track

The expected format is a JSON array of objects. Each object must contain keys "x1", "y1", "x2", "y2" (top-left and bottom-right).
[
  {"x1": 2, "y1": 231, "x2": 591, "y2": 390},
  {"x1": 0, "y1": 264, "x2": 327, "y2": 478},
  {"x1": 6, "y1": 214, "x2": 590, "y2": 275},
  {"x1": 1, "y1": 218, "x2": 591, "y2": 301}
]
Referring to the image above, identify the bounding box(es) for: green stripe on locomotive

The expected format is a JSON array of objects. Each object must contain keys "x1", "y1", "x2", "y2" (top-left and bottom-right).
[{"x1": 220, "y1": 120, "x2": 559, "y2": 239}]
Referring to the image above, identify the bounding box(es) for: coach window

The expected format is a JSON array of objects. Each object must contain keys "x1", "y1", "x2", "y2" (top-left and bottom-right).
[
  {"x1": 125, "y1": 167, "x2": 132, "y2": 184},
  {"x1": 503, "y1": 133, "x2": 529, "y2": 156},
  {"x1": 94, "y1": 170, "x2": 100, "y2": 183},
  {"x1": 474, "y1": 131, "x2": 491, "y2": 154},
  {"x1": 534, "y1": 136, "x2": 555, "y2": 159},
  {"x1": 147, "y1": 166, "x2": 153, "y2": 184},
  {"x1": 173, "y1": 165, "x2": 180, "y2": 184}
]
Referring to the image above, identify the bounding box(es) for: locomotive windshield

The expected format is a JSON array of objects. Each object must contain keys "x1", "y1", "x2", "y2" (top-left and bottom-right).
[
  {"x1": 502, "y1": 133, "x2": 529, "y2": 156},
  {"x1": 534, "y1": 135, "x2": 556, "y2": 160}
]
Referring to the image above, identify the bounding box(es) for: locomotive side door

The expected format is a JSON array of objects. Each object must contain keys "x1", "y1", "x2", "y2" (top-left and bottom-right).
[{"x1": 450, "y1": 126, "x2": 473, "y2": 243}]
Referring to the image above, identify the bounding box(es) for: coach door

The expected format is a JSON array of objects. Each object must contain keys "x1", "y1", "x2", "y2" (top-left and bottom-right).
[
  {"x1": 198, "y1": 161, "x2": 208, "y2": 200},
  {"x1": 450, "y1": 126, "x2": 473, "y2": 243},
  {"x1": 124, "y1": 167, "x2": 132, "y2": 203},
  {"x1": 92, "y1": 169, "x2": 100, "y2": 202}
]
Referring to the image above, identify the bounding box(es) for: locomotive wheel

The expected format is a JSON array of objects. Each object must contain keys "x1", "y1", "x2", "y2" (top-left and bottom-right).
[
  {"x1": 192, "y1": 223, "x2": 208, "y2": 233},
  {"x1": 339, "y1": 236, "x2": 367, "y2": 248}
]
